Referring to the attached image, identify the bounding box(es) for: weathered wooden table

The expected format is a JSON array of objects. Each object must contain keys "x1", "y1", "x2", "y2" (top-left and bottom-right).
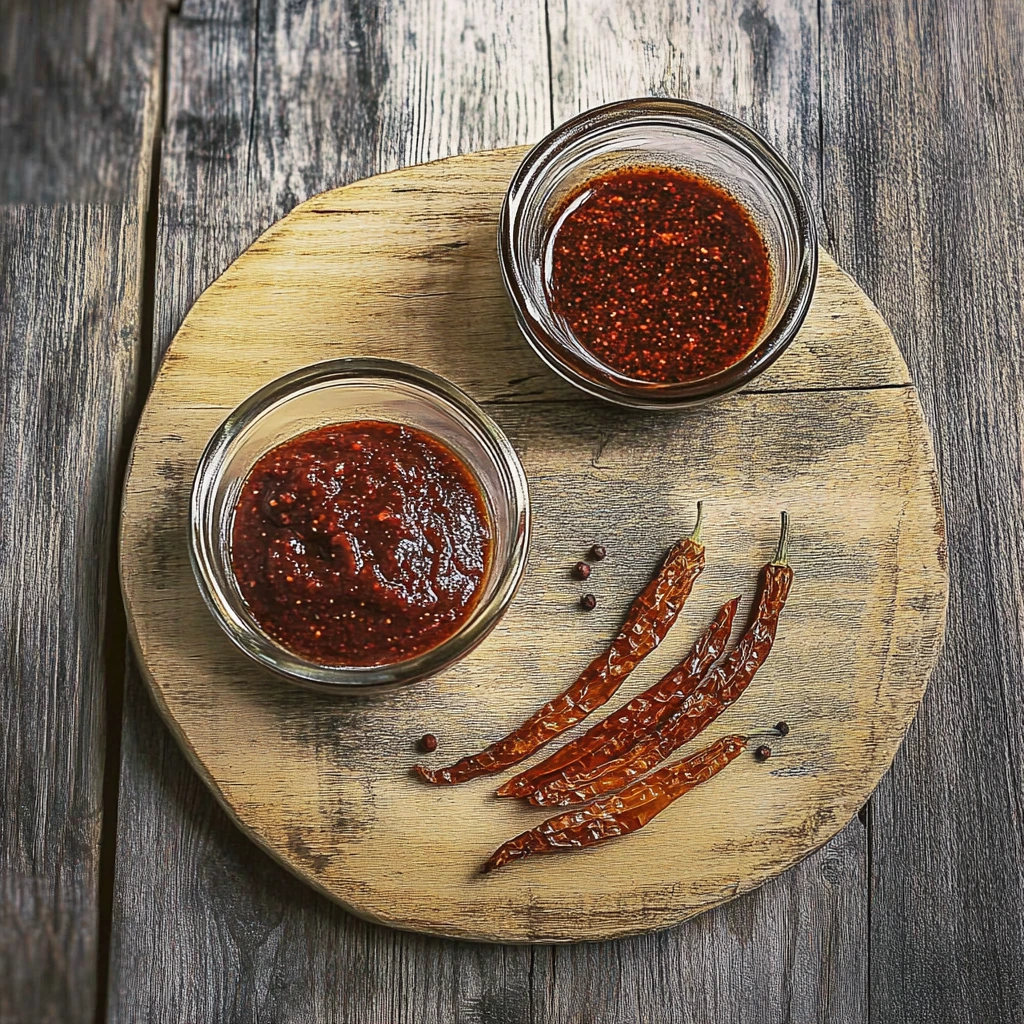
[{"x1": 1, "y1": 1, "x2": 1021, "y2": 1020}]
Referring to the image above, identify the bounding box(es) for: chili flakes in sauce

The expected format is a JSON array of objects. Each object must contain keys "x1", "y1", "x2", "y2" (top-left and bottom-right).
[{"x1": 547, "y1": 166, "x2": 772, "y2": 383}]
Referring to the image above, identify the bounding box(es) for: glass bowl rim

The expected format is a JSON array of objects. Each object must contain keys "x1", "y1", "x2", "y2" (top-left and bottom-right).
[
  {"x1": 497, "y1": 96, "x2": 819, "y2": 409},
  {"x1": 188, "y1": 356, "x2": 532, "y2": 693}
]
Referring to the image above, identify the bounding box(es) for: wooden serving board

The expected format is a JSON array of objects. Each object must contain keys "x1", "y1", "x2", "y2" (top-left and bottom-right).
[{"x1": 120, "y1": 146, "x2": 947, "y2": 943}]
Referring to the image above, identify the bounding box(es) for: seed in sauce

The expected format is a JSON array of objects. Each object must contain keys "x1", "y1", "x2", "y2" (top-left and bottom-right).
[
  {"x1": 547, "y1": 166, "x2": 772, "y2": 383},
  {"x1": 231, "y1": 421, "x2": 492, "y2": 667}
]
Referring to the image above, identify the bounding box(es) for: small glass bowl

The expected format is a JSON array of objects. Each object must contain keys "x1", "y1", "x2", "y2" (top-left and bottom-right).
[
  {"x1": 189, "y1": 358, "x2": 531, "y2": 693},
  {"x1": 498, "y1": 98, "x2": 818, "y2": 409}
]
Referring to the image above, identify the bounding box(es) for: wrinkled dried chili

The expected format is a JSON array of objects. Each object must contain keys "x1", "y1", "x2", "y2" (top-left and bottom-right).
[
  {"x1": 414, "y1": 504, "x2": 707, "y2": 785},
  {"x1": 497, "y1": 596, "x2": 739, "y2": 799},
  {"x1": 482, "y1": 734, "x2": 748, "y2": 873},
  {"x1": 529, "y1": 513, "x2": 793, "y2": 807}
]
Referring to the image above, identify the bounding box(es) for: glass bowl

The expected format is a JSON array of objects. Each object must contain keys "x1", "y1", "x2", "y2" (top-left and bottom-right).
[
  {"x1": 498, "y1": 98, "x2": 818, "y2": 409},
  {"x1": 189, "y1": 358, "x2": 531, "y2": 693}
]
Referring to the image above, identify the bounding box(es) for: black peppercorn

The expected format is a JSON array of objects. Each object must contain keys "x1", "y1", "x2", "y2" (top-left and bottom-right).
[
  {"x1": 589, "y1": 544, "x2": 607, "y2": 561},
  {"x1": 574, "y1": 561, "x2": 592, "y2": 580},
  {"x1": 754, "y1": 744, "x2": 772, "y2": 761},
  {"x1": 419, "y1": 733, "x2": 438, "y2": 753},
  {"x1": 580, "y1": 593, "x2": 597, "y2": 611},
  {"x1": 774, "y1": 720, "x2": 790, "y2": 737}
]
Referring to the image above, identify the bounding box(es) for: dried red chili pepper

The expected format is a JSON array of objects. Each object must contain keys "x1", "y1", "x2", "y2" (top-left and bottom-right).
[
  {"x1": 529, "y1": 512, "x2": 793, "y2": 807},
  {"x1": 496, "y1": 596, "x2": 739, "y2": 799},
  {"x1": 414, "y1": 504, "x2": 707, "y2": 785},
  {"x1": 482, "y1": 734, "x2": 748, "y2": 873}
]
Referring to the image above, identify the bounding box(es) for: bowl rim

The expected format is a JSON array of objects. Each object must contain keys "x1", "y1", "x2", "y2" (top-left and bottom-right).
[
  {"x1": 498, "y1": 96, "x2": 819, "y2": 409},
  {"x1": 188, "y1": 356, "x2": 532, "y2": 693}
]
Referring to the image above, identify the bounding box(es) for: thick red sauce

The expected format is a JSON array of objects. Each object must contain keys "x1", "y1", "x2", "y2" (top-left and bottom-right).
[
  {"x1": 547, "y1": 166, "x2": 772, "y2": 383},
  {"x1": 231, "y1": 421, "x2": 492, "y2": 667}
]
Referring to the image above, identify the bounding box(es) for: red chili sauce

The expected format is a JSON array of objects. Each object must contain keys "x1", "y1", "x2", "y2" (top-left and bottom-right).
[
  {"x1": 547, "y1": 166, "x2": 772, "y2": 383},
  {"x1": 231, "y1": 421, "x2": 492, "y2": 667}
]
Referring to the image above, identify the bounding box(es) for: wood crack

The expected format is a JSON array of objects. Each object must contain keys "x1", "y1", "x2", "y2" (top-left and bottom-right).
[{"x1": 481, "y1": 382, "x2": 918, "y2": 408}]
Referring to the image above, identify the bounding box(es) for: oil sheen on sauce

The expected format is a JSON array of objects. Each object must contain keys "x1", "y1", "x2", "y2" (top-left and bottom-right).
[
  {"x1": 547, "y1": 166, "x2": 772, "y2": 384},
  {"x1": 231, "y1": 421, "x2": 492, "y2": 667}
]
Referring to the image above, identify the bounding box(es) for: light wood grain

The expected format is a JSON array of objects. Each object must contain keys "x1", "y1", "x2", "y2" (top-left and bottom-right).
[
  {"x1": 119, "y1": 148, "x2": 947, "y2": 942},
  {"x1": 154, "y1": 145, "x2": 906, "y2": 407}
]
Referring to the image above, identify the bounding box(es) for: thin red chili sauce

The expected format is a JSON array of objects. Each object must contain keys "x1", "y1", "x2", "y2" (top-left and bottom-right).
[
  {"x1": 231, "y1": 421, "x2": 492, "y2": 667},
  {"x1": 547, "y1": 166, "x2": 772, "y2": 383}
]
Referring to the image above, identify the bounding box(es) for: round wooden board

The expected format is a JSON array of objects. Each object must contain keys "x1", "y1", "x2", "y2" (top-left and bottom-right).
[{"x1": 120, "y1": 146, "x2": 948, "y2": 943}]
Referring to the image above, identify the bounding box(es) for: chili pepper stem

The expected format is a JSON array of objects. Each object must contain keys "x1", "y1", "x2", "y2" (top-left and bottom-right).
[
  {"x1": 772, "y1": 510, "x2": 790, "y2": 566},
  {"x1": 690, "y1": 501, "x2": 704, "y2": 544}
]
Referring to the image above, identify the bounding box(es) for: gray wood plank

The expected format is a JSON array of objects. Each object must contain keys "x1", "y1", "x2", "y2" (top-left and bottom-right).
[
  {"x1": 548, "y1": 0, "x2": 821, "y2": 211},
  {"x1": 109, "y1": 2, "x2": 552, "y2": 1020},
  {"x1": 0, "y1": 201, "x2": 145, "y2": 1023},
  {"x1": 0, "y1": 1, "x2": 164, "y2": 1019},
  {"x1": 821, "y1": 0, "x2": 1024, "y2": 1020},
  {"x1": 531, "y1": 820, "x2": 866, "y2": 1023},
  {"x1": 0, "y1": 0, "x2": 165, "y2": 203},
  {"x1": 539, "y1": 2, "x2": 868, "y2": 1021}
]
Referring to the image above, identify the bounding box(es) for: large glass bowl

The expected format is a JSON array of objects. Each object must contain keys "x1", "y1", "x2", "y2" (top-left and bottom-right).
[
  {"x1": 498, "y1": 98, "x2": 818, "y2": 409},
  {"x1": 189, "y1": 358, "x2": 531, "y2": 693}
]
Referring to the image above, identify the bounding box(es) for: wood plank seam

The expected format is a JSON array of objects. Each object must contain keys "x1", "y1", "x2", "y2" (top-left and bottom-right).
[{"x1": 94, "y1": 6, "x2": 177, "y2": 1023}]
